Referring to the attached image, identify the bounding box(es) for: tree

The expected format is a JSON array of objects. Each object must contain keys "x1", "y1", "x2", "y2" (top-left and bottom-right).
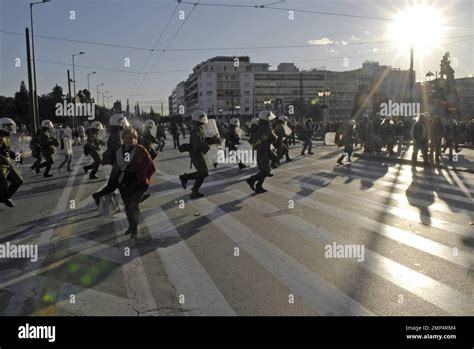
[
  {"x1": 77, "y1": 89, "x2": 91, "y2": 103},
  {"x1": 438, "y1": 52, "x2": 458, "y2": 117},
  {"x1": 0, "y1": 96, "x2": 16, "y2": 117},
  {"x1": 14, "y1": 81, "x2": 30, "y2": 125},
  {"x1": 112, "y1": 99, "x2": 122, "y2": 113}
]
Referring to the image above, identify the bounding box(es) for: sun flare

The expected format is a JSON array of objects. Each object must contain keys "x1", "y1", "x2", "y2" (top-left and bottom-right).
[{"x1": 388, "y1": 5, "x2": 446, "y2": 55}]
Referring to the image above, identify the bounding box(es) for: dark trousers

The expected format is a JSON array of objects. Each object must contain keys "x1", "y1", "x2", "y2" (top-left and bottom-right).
[
  {"x1": 248, "y1": 147, "x2": 271, "y2": 190},
  {"x1": 158, "y1": 138, "x2": 165, "y2": 152},
  {"x1": 338, "y1": 144, "x2": 353, "y2": 162},
  {"x1": 302, "y1": 137, "x2": 312, "y2": 154},
  {"x1": 412, "y1": 140, "x2": 428, "y2": 164},
  {"x1": 0, "y1": 166, "x2": 23, "y2": 201},
  {"x1": 58, "y1": 154, "x2": 72, "y2": 171},
  {"x1": 181, "y1": 151, "x2": 209, "y2": 193},
  {"x1": 119, "y1": 185, "x2": 148, "y2": 233},
  {"x1": 276, "y1": 140, "x2": 291, "y2": 161},
  {"x1": 37, "y1": 154, "x2": 54, "y2": 175},
  {"x1": 32, "y1": 154, "x2": 42, "y2": 170},
  {"x1": 98, "y1": 172, "x2": 120, "y2": 197},
  {"x1": 173, "y1": 135, "x2": 180, "y2": 148},
  {"x1": 429, "y1": 139, "x2": 442, "y2": 164},
  {"x1": 84, "y1": 151, "x2": 101, "y2": 176}
]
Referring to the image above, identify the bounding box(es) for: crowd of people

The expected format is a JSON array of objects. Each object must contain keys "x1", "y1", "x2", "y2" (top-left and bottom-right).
[{"x1": 0, "y1": 111, "x2": 473, "y2": 239}]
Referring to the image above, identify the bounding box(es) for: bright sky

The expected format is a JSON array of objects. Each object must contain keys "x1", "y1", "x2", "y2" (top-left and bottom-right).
[{"x1": 1, "y1": 0, "x2": 473, "y2": 111}]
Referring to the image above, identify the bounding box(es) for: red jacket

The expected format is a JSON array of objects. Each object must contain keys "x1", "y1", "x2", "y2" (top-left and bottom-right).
[{"x1": 111, "y1": 144, "x2": 156, "y2": 187}]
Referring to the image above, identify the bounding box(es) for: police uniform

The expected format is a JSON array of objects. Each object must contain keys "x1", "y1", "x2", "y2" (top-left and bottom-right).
[
  {"x1": 225, "y1": 125, "x2": 246, "y2": 169},
  {"x1": 179, "y1": 121, "x2": 210, "y2": 198},
  {"x1": 0, "y1": 130, "x2": 23, "y2": 206},
  {"x1": 274, "y1": 120, "x2": 291, "y2": 162},
  {"x1": 139, "y1": 127, "x2": 159, "y2": 160},
  {"x1": 36, "y1": 127, "x2": 57, "y2": 177},
  {"x1": 246, "y1": 119, "x2": 277, "y2": 193},
  {"x1": 83, "y1": 128, "x2": 104, "y2": 178}
]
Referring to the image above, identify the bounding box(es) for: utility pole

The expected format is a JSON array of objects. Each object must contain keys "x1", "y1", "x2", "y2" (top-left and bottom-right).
[
  {"x1": 25, "y1": 27, "x2": 37, "y2": 134},
  {"x1": 409, "y1": 46, "x2": 414, "y2": 103},
  {"x1": 300, "y1": 71, "x2": 303, "y2": 122},
  {"x1": 67, "y1": 69, "x2": 75, "y2": 129}
]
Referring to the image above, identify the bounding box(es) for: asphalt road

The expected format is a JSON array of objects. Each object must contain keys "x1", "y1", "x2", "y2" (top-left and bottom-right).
[{"x1": 0, "y1": 137, "x2": 473, "y2": 316}]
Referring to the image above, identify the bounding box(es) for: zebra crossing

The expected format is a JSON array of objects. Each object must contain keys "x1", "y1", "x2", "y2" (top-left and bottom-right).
[{"x1": 1, "y1": 144, "x2": 473, "y2": 316}]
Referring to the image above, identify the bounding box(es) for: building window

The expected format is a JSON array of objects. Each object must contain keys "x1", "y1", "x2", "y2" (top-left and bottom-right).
[
  {"x1": 207, "y1": 91, "x2": 213, "y2": 96},
  {"x1": 244, "y1": 91, "x2": 250, "y2": 95}
]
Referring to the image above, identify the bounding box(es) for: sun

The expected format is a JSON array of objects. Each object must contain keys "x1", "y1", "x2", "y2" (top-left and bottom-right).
[{"x1": 387, "y1": 4, "x2": 446, "y2": 55}]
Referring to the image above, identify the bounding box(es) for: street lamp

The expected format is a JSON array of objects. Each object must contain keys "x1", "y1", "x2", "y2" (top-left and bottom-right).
[
  {"x1": 87, "y1": 71, "x2": 96, "y2": 94},
  {"x1": 29, "y1": 0, "x2": 51, "y2": 132},
  {"x1": 96, "y1": 83, "x2": 104, "y2": 105},
  {"x1": 318, "y1": 89, "x2": 331, "y2": 121},
  {"x1": 72, "y1": 51, "x2": 85, "y2": 99}
]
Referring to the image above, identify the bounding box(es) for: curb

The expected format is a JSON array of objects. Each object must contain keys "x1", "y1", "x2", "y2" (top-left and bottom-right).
[{"x1": 353, "y1": 152, "x2": 474, "y2": 174}]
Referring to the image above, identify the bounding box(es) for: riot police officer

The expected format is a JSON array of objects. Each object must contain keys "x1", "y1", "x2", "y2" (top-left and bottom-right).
[
  {"x1": 226, "y1": 117, "x2": 247, "y2": 170},
  {"x1": 93, "y1": 114, "x2": 130, "y2": 206},
  {"x1": 101, "y1": 114, "x2": 129, "y2": 166},
  {"x1": 155, "y1": 121, "x2": 166, "y2": 152},
  {"x1": 34, "y1": 120, "x2": 59, "y2": 178},
  {"x1": 275, "y1": 115, "x2": 292, "y2": 163},
  {"x1": 139, "y1": 119, "x2": 159, "y2": 160},
  {"x1": 0, "y1": 118, "x2": 23, "y2": 207},
  {"x1": 246, "y1": 110, "x2": 277, "y2": 194},
  {"x1": 179, "y1": 111, "x2": 215, "y2": 199},
  {"x1": 83, "y1": 121, "x2": 105, "y2": 179}
]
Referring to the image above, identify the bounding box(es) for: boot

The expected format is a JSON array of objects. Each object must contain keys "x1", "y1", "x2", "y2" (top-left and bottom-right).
[
  {"x1": 246, "y1": 177, "x2": 256, "y2": 191},
  {"x1": 179, "y1": 174, "x2": 188, "y2": 190},
  {"x1": 190, "y1": 191, "x2": 204, "y2": 199}
]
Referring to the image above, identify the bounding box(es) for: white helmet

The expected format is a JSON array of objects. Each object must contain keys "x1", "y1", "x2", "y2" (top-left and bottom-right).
[
  {"x1": 109, "y1": 113, "x2": 130, "y2": 127},
  {"x1": 144, "y1": 119, "x2": 156, "y2": 128},
  {"x1": 0, "y1": 118, "x2": 17, "y2": 134},
  {"x1": 91, "y1": 121, "x2": 104, "y2": 130},
  {"x1": 278, "y1": 115, "x2": 288, "y2": 122},
  {"x1": 348, "y1": 119, "x2": 356, "y2": 126},
  {"x1": 191, "y1": 110, "x2": 208, "y2": 124},
  {"x1": 258, "y1": 110, "x2": 276, "y2": 121},
  {"x1": 251, "y1": 117, "x2": 259, "y2": 125},
  {"x1": 62, "y1": 127, "x2": 72, "y2": 138},
  {"x1": 40, "y1": 119, "x2": 54, "y2": 130},
  {"x1": 229, "y1": 118, "x2": 240, "y2": 127}
]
